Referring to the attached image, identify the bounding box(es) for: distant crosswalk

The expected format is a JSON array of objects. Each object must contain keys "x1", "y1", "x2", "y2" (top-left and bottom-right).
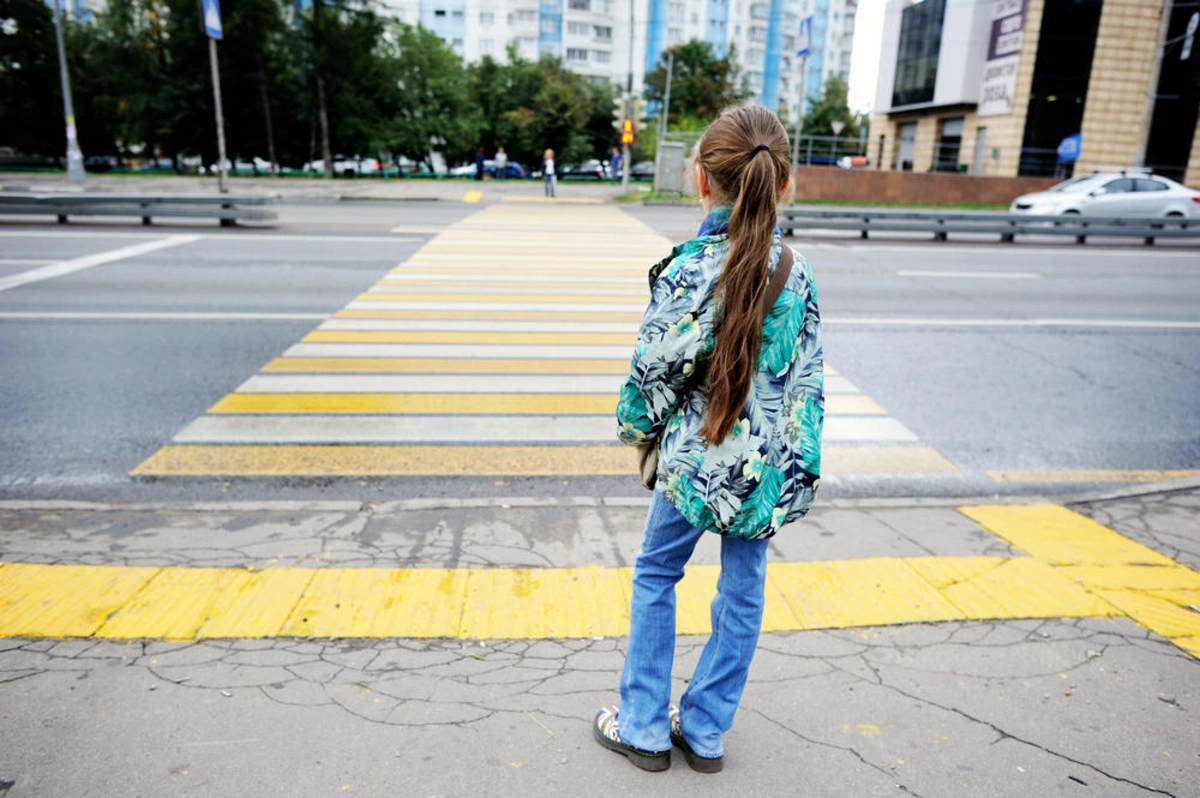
[{"x1": 133, "y1": 202, "x2": 958, "y2": 479}]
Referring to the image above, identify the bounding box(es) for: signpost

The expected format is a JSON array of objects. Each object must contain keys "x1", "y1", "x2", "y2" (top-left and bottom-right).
[
  {"x1": 792, "y1": 16, "x2": 812, "y2": 167},
  {"x1": 52, "y1": 0, "x2": 85, "y2": 181},
  {"x1": 202, "y1": 0, "x2": 229, "y2": 193}
]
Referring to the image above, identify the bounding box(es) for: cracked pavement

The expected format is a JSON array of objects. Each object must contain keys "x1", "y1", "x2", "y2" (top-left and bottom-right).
[{"x1": 0, "y1": 485, "x2": 1197, "y2": 797}]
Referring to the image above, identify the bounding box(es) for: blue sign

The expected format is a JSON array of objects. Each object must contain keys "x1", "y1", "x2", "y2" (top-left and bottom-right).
[
  {"x1": 1057, "y1": 132, "x2": 1082, "y2": 163},
  {"x1": 202, "y1": 0, "x2": 222, "y2": 40},
  {"x1": 796, "y1": 16, "x2": 811, "y2": 57}
]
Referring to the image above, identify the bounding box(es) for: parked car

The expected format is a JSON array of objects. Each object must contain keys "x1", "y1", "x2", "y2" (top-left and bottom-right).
[
  {"x1": 560, "y1": 159, "x2": 606, "y2": 179},
  {"x1": 630, "y1": 160, "x2": 654, "y2": 181},
  {"x1": 449, "y1": 159, "x2": 528, "y2": 178},
  {"x1": 303, "y1": 156, "x2": 381, "y2": 177},
  {"x1": 1010, "y1": 171, "x2": 1200, "y2": 219},
  {"x1": 84, "y1": 155, "x2": 120, "y2": 173}
]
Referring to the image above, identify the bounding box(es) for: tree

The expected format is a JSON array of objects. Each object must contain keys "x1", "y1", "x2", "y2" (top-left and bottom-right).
[
  {"x1": 383, "y1": 22, "x2": 472, "y2": 164},
  {"x1": 643, "y1": 40, "x2": 749, "y2": 131},
  {"x1": 801, "y1": 75, "x2": 866, "y2": 141},
  {"x1": 0, "y1": 0, "x2": 66, "y2": 157}
]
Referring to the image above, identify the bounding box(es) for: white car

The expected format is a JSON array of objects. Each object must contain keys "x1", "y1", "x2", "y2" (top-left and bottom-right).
[
  {"x1": 1010, "y1": 171, "x2": 1200, "y2": 219},
  {"x1": 303, "y1": 156, "x2": 381, "y2": 176}
]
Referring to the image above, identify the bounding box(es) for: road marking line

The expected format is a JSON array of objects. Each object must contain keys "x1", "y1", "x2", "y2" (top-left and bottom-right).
[
  {"x1": 463, "y1": 191, "x2": 483, "y2": 203},
  {"x1": 261, "y1": 357, "x2": 633, "y2": 374},
  {"x1": 352, "y1": 293, "x2": 646, "y2": 306},
  {"x1": 379, "y1": 274, "x2": 644, "y2": 285},
  {"x1": 131, "y1": 444, "x2": 959, "y2": 476},
  {"x1": 175, "y1": 408, "x2": 895, "y2": 442},
  {"x1": 0, "y1": 259, "x2": 54, "y2": 265},
  {"x1": 988, "y1": 469, "x2": 1200, "y2": 483},
  {"x1": 283, "y1": 343, "x2": 638, "y2": 359},
  {"x1": 229, "y1": 372, "x2": 861, "y2": 395},
  {"x1": 0, "y1": 235, "x2": 200, "y2": 293},
  {"x1": 825, "y1": 317, "x2": 1200, "y2": 329},
  {"x1": 0, "y1": 311, "x2": 327, "y2": 321},
  {"x1": 319, "y1": 319, "x2": 637, "y2": 333},
  {"x1": 302, "y1": 330, "x2": 635, "y2": 346},
  {"x1": 503, "y1": 196, "x2": 604, "y2": 204},
  {"x1": 334, "y1": 308, "x2": 646, "y2": 322},
  {"x1": 346, "y1": 300, "x2": 647, "y2": 313},
  {"x1": 210, "y1": 394, "x2": 618, "y2": 415},
  {"x1": 366, "y1": 283, "x2": 646, "y2": 297},
  {"x1": 896, "y1": 270, "x2": 1042, "y2": 279}
]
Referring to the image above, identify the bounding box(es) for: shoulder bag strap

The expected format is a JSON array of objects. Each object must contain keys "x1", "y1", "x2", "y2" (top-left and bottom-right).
[{"x1": 759, "y1": 244, "x2": 793, "y2": 321}]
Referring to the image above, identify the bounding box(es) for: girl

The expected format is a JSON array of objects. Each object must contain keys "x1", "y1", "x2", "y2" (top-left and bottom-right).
[
  {"x1": 593, "y1": 105, "x2": 824, "y2": 773},
  {"x1": 543, "y1": 148, "x2": 556, "y2": 197}
]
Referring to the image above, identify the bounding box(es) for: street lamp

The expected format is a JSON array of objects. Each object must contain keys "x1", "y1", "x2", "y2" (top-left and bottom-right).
[{"x1": 52, "y1": 0, "x2": 85, "y2": 181}]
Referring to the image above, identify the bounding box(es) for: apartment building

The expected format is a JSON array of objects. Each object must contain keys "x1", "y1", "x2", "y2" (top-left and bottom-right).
[
  {"x1": 383, "y1": 0, "x2": 857, "y2": 123},
  {"x1": 869, "y1": 0, "x2": 1200, "y2": 185}
]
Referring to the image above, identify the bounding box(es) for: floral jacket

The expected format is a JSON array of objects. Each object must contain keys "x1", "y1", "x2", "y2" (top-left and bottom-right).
[{"x1": 616, "y1": 207, "x2": 824, "y2": 539}]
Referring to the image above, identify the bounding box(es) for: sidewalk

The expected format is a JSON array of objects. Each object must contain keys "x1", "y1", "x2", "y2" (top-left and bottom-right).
[{"x1": 0, "y1": 483, "x2": 1196, "y2": 797}]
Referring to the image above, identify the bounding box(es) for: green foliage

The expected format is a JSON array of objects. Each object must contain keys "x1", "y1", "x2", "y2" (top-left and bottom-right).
[
  {"x1": 643, "y1": 40, "x2": 750, "y2": 131},
  {"x1": 0, "y1": 0, "x2": 66, "y2": 156},
  {"x1": 6, "y1": 0, "x2": 634, "y2": 172},
  {"x1": 800, "y1": 75, "x2": 868, "y2": 140}
]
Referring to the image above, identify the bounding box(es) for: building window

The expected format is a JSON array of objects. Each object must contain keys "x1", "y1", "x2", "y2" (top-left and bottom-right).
[
  {"x1": 480, "y1": 38, "x2": 494, "y2": 54},
  {"x1": 479, "y1": 11, "x2": 494, "y2": 25},
  {"x1": 593, "y1": 49, "x2": 611, "y2": 63},
  {"x1": 451, "y1": 9, "x2": 463, "y2": 19},
  {"x1": 452, "y1": 37, "x2": 464, "y2": 50},
  {"x1": 934, "y1": 117, "x2": 963, "y2": 172},
  {"x1": 669, "y1": 2, "x2": 685, "y2": 22},
  {"x1": 508, "y1": 9, "x2": 536, "y2": 24},
  {"x1": 568, "y1": 21, "x2": 589, "y2": 34},
  {"x1": 542, "y1": 18, "x2": 557, "y2": 33},
  {"x1": 891, "y1": 0, "x2": 945, "y2": 108},
  {"x1": 567, "y1": 47, "x2": 589, "y2": 61},
  {"x1": 434, "y1": 9, "x2": 446, "y2": 17},
  {"x1": 593, "y1": 25, "x2": 612, "y2": 40},
  {"x1": 668, "y1": 27, "x2": 683, "y2": 43},
  {"x1": 568, "y1": 0, "x2": 590, "y2": 10}
]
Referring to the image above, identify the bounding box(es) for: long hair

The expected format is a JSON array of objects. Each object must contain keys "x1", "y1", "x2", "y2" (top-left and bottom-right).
[{"x1": 695, "y1": 105, "x2": 791, "y2": 444}]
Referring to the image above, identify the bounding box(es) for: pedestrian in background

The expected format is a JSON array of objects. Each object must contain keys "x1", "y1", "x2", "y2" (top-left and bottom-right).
[
  {"x1": 474, "y1": 147, "x2": 485, "y2": 181},
  {"x1": 495, "y1": 146, "x2": 508, "y2": 181},
  {"x1": 593, "y1": 105, "x2": 824, "y2": 774},
  {"x1": 610, "y1": 147, "x2": 621, "y2": 184},
  {"x1": 543, "y1": 148, "x2": 556, "y2": 197}
]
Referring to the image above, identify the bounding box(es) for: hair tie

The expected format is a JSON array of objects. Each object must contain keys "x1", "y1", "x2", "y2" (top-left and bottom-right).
[{"x1": 751, "y1": 144, "x2": 770, "y2": 155}]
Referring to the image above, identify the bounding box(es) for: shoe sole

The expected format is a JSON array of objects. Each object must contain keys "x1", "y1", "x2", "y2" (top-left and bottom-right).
[
  {"x1": 670, "y1": 731, "x2": 724, "y2": 773},
  {"x1": 593, "y1": 724, "x2": 671, "y2": 772}
]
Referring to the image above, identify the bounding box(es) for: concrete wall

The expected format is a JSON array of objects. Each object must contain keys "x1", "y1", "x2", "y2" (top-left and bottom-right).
[{"x1": 790, "y1": 165, "x2": 1058, "y2": 204}]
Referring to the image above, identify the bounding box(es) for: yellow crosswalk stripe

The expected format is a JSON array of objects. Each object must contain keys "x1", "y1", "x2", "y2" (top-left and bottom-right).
[
  {"x1": 352, "y1": 292, "x2": 643, "y2": 305},
  {"x1": 302, "y1": 330, "x2": 636, "y2": 345},
  {"x1": 260, "y1": 357, "x2": 632, "y2": 374},
  {"x1": 988, "y1": 469, "x2": 1200, "y2": 483},
  {"x1": 132, "y1": 444, "x2": 960, "y2": 476}
]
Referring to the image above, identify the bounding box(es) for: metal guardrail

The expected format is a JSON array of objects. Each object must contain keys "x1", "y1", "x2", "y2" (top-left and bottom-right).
[
  {"x1": 780, "y1": 207, "x2": 1200, "y2": 246},
  {"x1": 0, "y1": 193, "x2": 278, "y2": 227}
]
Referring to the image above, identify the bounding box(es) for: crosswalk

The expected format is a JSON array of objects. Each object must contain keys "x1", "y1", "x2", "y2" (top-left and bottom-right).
[{"x1": 132, "y1": 202, "x2": 958, "y2": 479}]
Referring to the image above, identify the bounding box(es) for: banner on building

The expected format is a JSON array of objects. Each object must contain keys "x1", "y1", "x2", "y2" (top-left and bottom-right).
[{"x1": 978, "y1": 0, "x2": 1025, "y2": 116}]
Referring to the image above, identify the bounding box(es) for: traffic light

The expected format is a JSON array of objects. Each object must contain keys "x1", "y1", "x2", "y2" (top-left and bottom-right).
[
  {"x1": 621, "y1": 119, "x2": 635, "y2": 145},
  {"x1": 612, "y1": 97, "x2": 627, "y2": 132}
]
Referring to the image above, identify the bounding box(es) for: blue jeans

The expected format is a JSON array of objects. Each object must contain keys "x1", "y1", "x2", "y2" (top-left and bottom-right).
[
  {"x1": 544, "y1": 174, "x2": 556, "y2": 197},
  {"x1": 617, "y1": 492, "x2": 769, "y2": 758}
]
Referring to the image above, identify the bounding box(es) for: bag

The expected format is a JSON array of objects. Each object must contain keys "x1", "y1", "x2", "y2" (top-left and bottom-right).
[
  {"x1": 637, "y1": 441, "x2": 659, "y2": 490},
  {"x1": 635, "y1": 246, "x2": 794, "y2": 491}
]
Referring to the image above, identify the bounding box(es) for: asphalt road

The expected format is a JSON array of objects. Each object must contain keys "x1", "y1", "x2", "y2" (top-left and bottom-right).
[{"x1": 1, "y1": 200, "x2": 1197, "y2": 501}]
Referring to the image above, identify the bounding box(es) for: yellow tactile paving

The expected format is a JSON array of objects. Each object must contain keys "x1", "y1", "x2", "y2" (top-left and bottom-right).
[
  {"x1": 132, "y1": 444, "x2": 960, "y2": 477},
  {"x1": 907, "y1": 557, "x2": 1114, "y2": 621},
  {"x1": 960, "y1": 504, "x2": 1176, "y2": 566},
  {"x1": 1056, "y1": 564, "x2": 1200, "y2": 591},
  {"x1": 0, "y1": 563, "x2": 160, "y2": 637}
]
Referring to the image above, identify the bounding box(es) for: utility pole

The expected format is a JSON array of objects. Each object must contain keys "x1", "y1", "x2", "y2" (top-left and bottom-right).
[
  {"x1": 621, "y1": 0, "x2": 635, "y2": 193},
  {"x1": 791, "y1": 16, "x2": 812, "y2": 169},
  {"x1": 200, "y1": 0, "x2": 228, "y2": 192},
  {"x1": 660, "y1": 52, "x2": 674, "y2": 142},
  {"x1": 52, "y1": 0, "x2": 85, "y2": 181}
]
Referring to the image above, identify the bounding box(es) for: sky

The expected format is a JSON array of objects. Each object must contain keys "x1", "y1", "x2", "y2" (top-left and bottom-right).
[{"x1": 847, "y1": 0, "x2": 887, "y2": 114}]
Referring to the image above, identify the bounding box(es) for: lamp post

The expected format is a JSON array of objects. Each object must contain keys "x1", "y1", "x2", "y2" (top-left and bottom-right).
[
  {"x1": 621, "y1": 0, "x2": 635, "y2": 193},
  {"x1": 52, "y1": 0, "x2": 85, "y2": 181}
]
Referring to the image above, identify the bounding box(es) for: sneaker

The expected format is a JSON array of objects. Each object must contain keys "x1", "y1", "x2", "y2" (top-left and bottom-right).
[
  {"x1": 668, "y1": 705, "x2": 724, "y2": 773},
  {"x1": 592, "y1": 706, "x2": 671, "y2": 772}
]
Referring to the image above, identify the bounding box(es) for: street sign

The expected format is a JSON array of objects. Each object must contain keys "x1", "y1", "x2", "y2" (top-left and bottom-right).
[
  {"x1": 202, "y1": 0, "x2": 222, "y2": 40},
  {"x1": 796, "y1": 16, "x2": 811, "y2": 57},
  {"x1": 830, "y1": 120, "x2": 845, "y2": 136},
  {"x1": 1057, "y1": 132, "x2": 1082, "y2": 163}
]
